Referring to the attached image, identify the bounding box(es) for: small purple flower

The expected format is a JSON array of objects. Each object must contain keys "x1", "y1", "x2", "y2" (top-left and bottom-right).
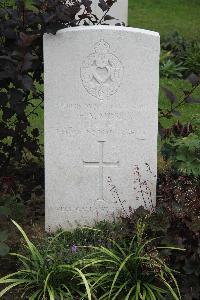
[{"x1": 71, "y1": 244, "x2": 78, "y2": 253}]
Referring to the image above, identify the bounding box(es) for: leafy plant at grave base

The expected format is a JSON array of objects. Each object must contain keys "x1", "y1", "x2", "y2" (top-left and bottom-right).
[
  {"x1": 83, "y1": 219, "x2": 182, "y2": 300},
  {"x1": 0, "y1": 194, "x2": 24, "y2": 220},
  {"x1": 161, "y1": 125, "x2": 200, "y2": 177},
  {"x1": 1, "y1": 182, "x2": 199, "y2": 300},
  {"x1": 0, "y1": 0, "x2": 121, "y2": 174},
  {"x1": 41, "y1": 220, "x2": 127, "y2": 252},
  {"x1": 159, "y1": 48, "x2": 186, "y2": 79},
  {"x1": 0, "y1": 213, "x2": 184, "y2": 299},
  {"x1": 184, "y1": 41, "x2": 200, "y2": 76},
  {"x1": 125, "y1": 171, "x2": 200, "y2": 300},
  {"x1": 161, "y1": 32, "x2": 189, "y2": 58},
  {"x1": 32, "y1": 220, "x2": 129, "y2": 271},
  {"x1": 161, "y1": 32, "x2": 200, "y2": 77},
  {"x1": 0, "y1": 220, "x2": 92, "y2": 300},
  {"x1": 104, "y1": 165, "x2": 199, "y2": 299},
  {"x1": 160, "y1": 59, "x2": 186, "y2": 78}
]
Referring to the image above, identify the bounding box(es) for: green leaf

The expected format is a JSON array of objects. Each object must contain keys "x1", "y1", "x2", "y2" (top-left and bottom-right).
[
  {"x1": 0, "y1": 206, "x2": 11, "y2": 216},
  {"x1": 0, "y1": 281, "x2": 25, "y2": 297},
  {"x1": 74, "y1": 267, "x2": 92, "y2": 300},
  {"x1": 185, "y1": 96, "x2": 200, "y2": 104},
  {"x1": 171, "y1": 110, "x2": 181, "y2": 117},
  {"x1": 187, "y1": 73, "x2": 199, "y2": 86},
  {"x1": 109, "y1": 253, "x2": 134, "y2": 299},
  {"x1": 0, "y1": 242, "x2": 10, "y2": 256},
  {"x1": 162, "y1": 87, "x2": 177, "y2": 103},
  {"x1": 0, "y1": 230, "x2": 8, "y2": 242},
  {"x1": 11, "y1": 220, "x2": 43, "y2": 266}
]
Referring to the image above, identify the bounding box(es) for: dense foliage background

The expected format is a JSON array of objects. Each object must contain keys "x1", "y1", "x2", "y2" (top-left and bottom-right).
[{"x1": 0, "y1": 0, "x2": 199, "y2": 299}]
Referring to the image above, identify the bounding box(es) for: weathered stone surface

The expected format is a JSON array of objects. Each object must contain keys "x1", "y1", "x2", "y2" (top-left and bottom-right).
[
  {"x1": 44, "y1": 26, "x2": 160, "y2": 231},
  {"x1": 91, "y1": 0, "x2": 128, "y2": 25}
]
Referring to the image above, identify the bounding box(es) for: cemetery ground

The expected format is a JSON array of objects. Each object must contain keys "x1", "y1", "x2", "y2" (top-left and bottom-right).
[
  {"x1": 0, "y1": 1, "x2": 200, "y2": 300},
  {"x1": 129, "y1": 0, "x2": 200, "y2": 40}
]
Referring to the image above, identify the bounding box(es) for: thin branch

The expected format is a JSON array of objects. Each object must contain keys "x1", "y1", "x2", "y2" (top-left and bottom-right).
[
  {"x1": 26, "y1": 99, "x2": 43, "y2": 119},
  {"x1": 97, "y1": 4, "x2": 114, "y2": 25},
  {"x1": 160, "y1": 82, "x2": 200, "y2": 119}
]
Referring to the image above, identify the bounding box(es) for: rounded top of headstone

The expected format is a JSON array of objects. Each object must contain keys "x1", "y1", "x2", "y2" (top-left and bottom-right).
[{"x1": 57, "y1": 25, "x2": 160, "y2": 39}]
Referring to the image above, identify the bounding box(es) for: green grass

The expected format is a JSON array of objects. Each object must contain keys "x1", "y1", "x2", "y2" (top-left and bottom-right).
[{"x1": 128, "y1": 0, "x2": 200, "y2": 40}]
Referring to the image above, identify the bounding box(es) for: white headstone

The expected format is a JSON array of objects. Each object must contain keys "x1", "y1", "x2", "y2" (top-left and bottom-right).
[
  {"x1": 92, "y1": 0, "x2": 128, "y2": 25},
  {"x1": 44, "y1": 26, "x2": 160, "y2": 231}
]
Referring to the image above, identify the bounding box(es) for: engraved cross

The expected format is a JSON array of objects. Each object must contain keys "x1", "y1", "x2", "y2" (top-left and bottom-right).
[{"x1": 83, "y1": 141, "x2": 119, "y2": 201}]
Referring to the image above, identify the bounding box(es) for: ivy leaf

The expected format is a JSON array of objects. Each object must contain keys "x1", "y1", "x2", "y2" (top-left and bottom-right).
[
  {"x1": 19, "y1": 32, "x2": 40, "y2": 48},
  {"x1": 98, "y1": 0, "x2": 109, "y2": 11},
  {"x1": 2, "y1": 107, "x2": 15, "y2": 121},
  {"x1": 183, "y1": 255, "x2": 200, "y2": 276},
  {"x1": 10, "y1": 89, "x2": 24, "y2": 103},
  {"x1": 158, "y1": 121, "x2": 165, "y2": 139},
  {"x1": 171, "y1": 110, "x2": 181, "y2": 117},
  {"x1": 3, "y1": 28, "x2": 17, "y2": 39},
  {"x1": 0, "y1": 92, "x2": 8, "y2": 106},
  {"x1": 22, "y1": 58, "x2": 32, "y2": 72},
  {"x1": 0, "y1": 206, "x2": 11, "y2": 216},
  {"x1": 81, "y1": 0, "x2": 92, "y2": 13},
  {"x1": 185, "y1": 96, "x2": 200, "y2": 104},
  {"x1": 31, "y1": 128, "x2": 40, "y2": 137},
  {"x1": 187, "y1": 73, "x2": 199, "y2": 87},
  {"x1": 0, "y1": 230, "x2": 8, "y2": 242},
  {"x1": 107, "y1": 0, "x2": 117, "y2": 7},
  {"x1": 162, "y1": 87, "x2": 177, "y2": 103},
  {"x1": 0, "y1": 243, "x2": 10, "y2": 257},
  {"x1": 10, "y1": 89, "x2": 25, "y2": 115},
  {"x1": 0, "y1": 71, "x2": 9, "y2": 80},
  {"x1": 104, "y1": 15, "x2": 115, "y2": 21},
  {"x1": 22, "y1": 75, "x2": 33, "y2": 91}
]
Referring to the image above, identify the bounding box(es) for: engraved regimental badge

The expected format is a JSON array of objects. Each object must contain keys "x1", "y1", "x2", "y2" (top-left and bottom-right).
[{"x1": 80, "y1": 40, "x2": 123, "y2": 101}]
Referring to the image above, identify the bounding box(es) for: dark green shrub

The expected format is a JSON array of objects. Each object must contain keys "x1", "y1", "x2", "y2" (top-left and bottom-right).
[
  {"x1": 84, "y1": 219, "x2": 182, "y2": 300},
  {"x1": 161, "y1": 32, "x2": 200, "y2": 77},
  {"x1": 0, "y1": 220, "x2": 92, "y2": 299},
  {"x1": 161, "y1": 129, "x2": 200, "y2": 177},
  {"x1": 161, "y1": 32, "x2": 188, "y2": 58},
  {"x1": 1, "y1": 180, "x2": 199, "y2": 299},
  {"x1": 184, "y1": 42, "x2": 200, "y2": 76},
  {"x1": 160, "y1": 59, "x2": 186, "y2": 78},
  {"x1": 34, "y1": 220, "x2": 127, "y2": 266},
  {"x1": 127, "y1": 178, "x2": 200, "y2": 300},
  {"x1": 0, "y1": 0, "x2": 121, "y2": 172},
  {"x1": 0, "y1": 219, "x2": 183, "y2": 300}
]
